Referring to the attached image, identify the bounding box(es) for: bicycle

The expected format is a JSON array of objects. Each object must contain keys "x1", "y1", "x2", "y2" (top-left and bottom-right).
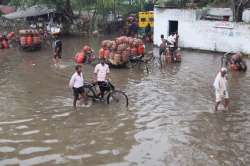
[
  {"x1": 83, "y1": 81, "x2": 129, "y2": 107},
  {"x1": 128, "y1": 51, "x2": 156, "y2": 73}
]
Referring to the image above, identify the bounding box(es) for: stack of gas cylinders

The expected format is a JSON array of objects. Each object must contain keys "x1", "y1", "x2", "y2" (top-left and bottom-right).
[
  {"x1": 0, "y1": 32, "x2": 15, "y2": 49},
  {"x1": 165, "y1": 48, "x2": 182, "y2": 63},
  {"x1": 99, "y1": 36, "x2": 145, "y2": 65},
  {"x1": 75, "y1": 45, "x2": 95, "y2": 64},
  {"x1": 19, "y1": 29, "x2": 41, "y2": 49},
  {"x1": 230, "y1": 55, "x2": 247, "y2": 72}
]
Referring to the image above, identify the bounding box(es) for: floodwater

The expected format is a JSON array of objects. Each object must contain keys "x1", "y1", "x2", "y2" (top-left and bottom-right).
[{"x1": 0, "y1": 36, "x2": 250, "y2": 166}]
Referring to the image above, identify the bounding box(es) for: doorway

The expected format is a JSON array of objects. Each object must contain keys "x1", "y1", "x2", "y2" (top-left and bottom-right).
[{"x1": 169, "y1": 20, "x2": 178, "y2": 35}]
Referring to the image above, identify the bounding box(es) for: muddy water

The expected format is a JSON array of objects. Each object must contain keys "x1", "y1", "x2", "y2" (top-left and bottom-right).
[{"x1": 0, "y1": 36, "x2": 250, "y2": 166}]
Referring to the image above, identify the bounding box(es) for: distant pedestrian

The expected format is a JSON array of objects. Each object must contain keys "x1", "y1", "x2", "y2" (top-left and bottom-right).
[
  {"x1": 213, "y1": 67, "x2": 229, "y2": 111},
  {"x1": 129, "y1": 20, "x2": 138, "y2": 37},
  {"x1": 53, "y1": 34, "x2": 62, "y2": 66},
  {"x1": 145, "y1": 23, "x2": 152, "y2": 43},
  {"x1": 159, "y1": 34, "x2": 167, "y2": 59}
]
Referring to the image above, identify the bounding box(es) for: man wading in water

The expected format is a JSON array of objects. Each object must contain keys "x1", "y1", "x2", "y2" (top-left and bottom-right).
[
  {"x1": 69, "y1": 65, "x2": 86, "y2": 111},
  {"x1": 53, "y1": 34, "x2": 62, "y2": 67},
  {"x1": 94, "y1": 58, "x2": 110, "y2": 101},
  {"x1": 213, "y1": 67, "x2": 229, "y2": 111},
  {"x1": 159, "y1": 34, "x2": 167, "y2": 60}
]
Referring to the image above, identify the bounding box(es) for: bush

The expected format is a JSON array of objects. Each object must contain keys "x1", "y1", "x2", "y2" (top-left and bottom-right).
[{"x1": 157, "y1": 0, "x2": 191, "y2": 8}]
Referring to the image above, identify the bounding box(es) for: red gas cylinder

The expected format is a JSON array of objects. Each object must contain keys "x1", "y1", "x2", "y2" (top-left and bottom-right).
[
  {"x1": 33, "y1": 35, "x2": 41, "y2": 44},
  {"x1": 7, "y1": 32, "x2": 15, "y2": 40},
  {"x1": 126, "y1": 47, "x2": 131, "y2": 55},
  {"x1": 131, "y1": 47, "x2": 138, "y2": 56},
  {"x1": 103, "y1": 49, "x2": 110, "y2": 59},
  {"x1": 2, "y1": 40, "x2": 9, "y2": 49},
  {"x1": 75, "y1": 52, "x2": 85, "y2": 64},
  {"x1": 82, "y1": 45, "x2": 91, "y2": 53},
  {"x1": 27, "y1": 35, "x2": 33, "y2": 46},
  {"x1": 165, "y1": 53, "x2": 172, "y2": 63},
  {"x1": 99, "y1": 48, "x2": 105, "y2": 59},
  {"x1": 137, "y1": 44, "x2": 145, "y2": 55},
  {"x1": 122, "y1": 51, "x2": 129, "y2": 62},
  {"x1": 20, "y1": 36, "x2": 27, "y2": 46},
  {"x1": 231, "y1": 64, "x2": 239, "y2": 71},
  {"x1": 176, "y1": 53, "x2": 182, "y2": 62},
  {"x1": 110, "y1": 52, "x2": 115, "y2": 60}
]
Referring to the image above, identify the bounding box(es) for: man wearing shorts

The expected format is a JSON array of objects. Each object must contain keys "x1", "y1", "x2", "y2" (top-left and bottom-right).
[
  {"x1": 94, "y1": 58, "x2": 110, "y2": 100},
  {"x1": 213, "y1": 67, "x2": 229, "y2": 111},
  {"x1": 69, "y1": 65, "x2": 85, "y2": 110},
  {"x1": 53, "y1": 35, "x2": 62, "y2": 66},
  {"x1": 159, "y1": 34, "x2": 167, "y2": 59}
]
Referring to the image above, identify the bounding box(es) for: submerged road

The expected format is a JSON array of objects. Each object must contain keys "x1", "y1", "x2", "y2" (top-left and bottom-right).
[{"x1": 0, "y1": 36, "x2": 250, "y2": 166}]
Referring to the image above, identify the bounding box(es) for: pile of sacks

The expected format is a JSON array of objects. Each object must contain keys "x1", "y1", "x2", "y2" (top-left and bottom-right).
[{"x1": 99, "y1": 36, "x2": 145, "y2": 65}]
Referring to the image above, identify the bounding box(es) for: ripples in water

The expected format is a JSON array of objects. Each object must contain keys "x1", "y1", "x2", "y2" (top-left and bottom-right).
[{"x1": 0, "y1": 42, "x2": 250, "y2": 165}]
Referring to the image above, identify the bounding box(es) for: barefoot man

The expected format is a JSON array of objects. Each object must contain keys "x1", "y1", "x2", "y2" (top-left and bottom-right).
[
  {"x1": 69, "y1": 65, "x2": 86, "y2": 111},
  {"x1": 53, "y1": 34, "x2": 62, "y2": 66},
  {"x1": 213, "y1": 67, "x2": 229, "y2": 111},
  {"x1": 94, "y1": 58, "x2": 110, "y2": 100}
]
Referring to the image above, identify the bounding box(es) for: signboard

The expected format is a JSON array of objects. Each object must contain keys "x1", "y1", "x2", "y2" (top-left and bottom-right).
[
  {"x1": 139, "y1": 11, "x2": 154, "y2": 28},
  {"x1": 214, "y1": 22, "x2": 234, "y2": 29}
]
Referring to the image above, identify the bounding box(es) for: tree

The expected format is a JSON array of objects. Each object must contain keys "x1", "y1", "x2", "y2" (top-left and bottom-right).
[
  {"x1": 231, "y1": 0, "x2": 250, "y2": 22},
  {"x1": 194, "y1": 0, "x2": 249, "y2": 22},
  {"x1": 0, "y1": 0, "x2": 10, "y2": 5},
  {"x1": 8, "y1": 0, "x2": 74, "y2": 32},
  {"x1": 157, "y1": 0, "x2": 191, "y2": 8},
  {"x1": 7, "y1": 0, "x2": 143, "y2": 33}
]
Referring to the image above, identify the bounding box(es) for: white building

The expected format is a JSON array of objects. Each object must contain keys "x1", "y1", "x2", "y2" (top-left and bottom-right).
[
  {"x1": 154, "y1": 7, "x2": 250, "y2": 54},
  {"x1": 243, "y1": 9, "x2": 250, "y2": 23}
]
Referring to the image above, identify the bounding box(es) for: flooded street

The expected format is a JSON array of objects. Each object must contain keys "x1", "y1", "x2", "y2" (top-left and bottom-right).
[{"x1": 0, "y1": 36, "x2": 250, "y2": 166}]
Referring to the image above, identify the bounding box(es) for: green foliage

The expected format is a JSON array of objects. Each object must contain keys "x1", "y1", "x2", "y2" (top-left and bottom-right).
[
  {"x1": 144, "y1": 1, "x2": 154, "y2": 11},
  {"x1": 157, "y1": 0, "x2": 190, "y2": 7},
  {"x1": 9, "y1": 0, "x2": 64, "y2": 8},
  {"x1": 156, "y1": 0, "x2": 231, "y2": 8},
  {"x1": 205, "y1": 0, "x2": 231, "y2": 7},
  {"x1": 8, "y1": 0, "x2": 146, "y2": 13}
]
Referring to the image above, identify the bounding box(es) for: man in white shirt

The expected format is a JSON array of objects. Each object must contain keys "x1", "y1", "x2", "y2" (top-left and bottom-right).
[
  {"x1": 69, "y1": 65, "x2": 85, "y2": 110},
  {"x1": 167, "y1": 33, "x2": 176, "y2": 48},
  {"x1": 213, "y1": 67, "x2": 229, "y2": 111},
  {"x1": 167, "y1": 33, "x2": 178, "y2": 60},
  {"x1": 94, "y1": 59, "x2": 110, "y2": 99}
]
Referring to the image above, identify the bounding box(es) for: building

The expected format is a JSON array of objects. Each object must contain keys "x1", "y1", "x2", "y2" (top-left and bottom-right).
[
  {"x1": 154, "y1": 6, "x2": 250, "y2": 54},
  {"x1": 3, "y1": 5, "x2": 56, "y2": 20},
  {"x1": 243, "y1": 9, "x2": 250, "y2": 23}
]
